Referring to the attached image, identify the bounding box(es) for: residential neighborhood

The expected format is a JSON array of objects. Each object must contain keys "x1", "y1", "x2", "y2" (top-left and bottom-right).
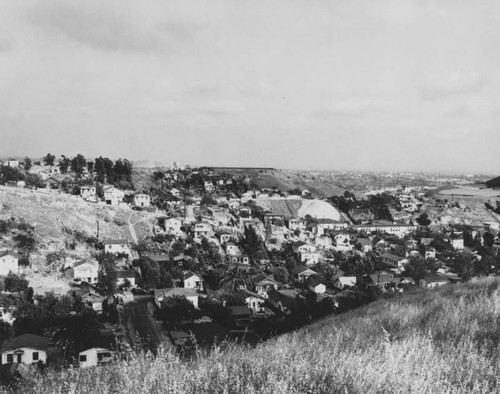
[{"x1": 0, "y1": 157, "x2": 499, "y2": 382}]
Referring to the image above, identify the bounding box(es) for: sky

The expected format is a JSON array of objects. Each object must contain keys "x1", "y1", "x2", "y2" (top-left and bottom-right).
[{"x1": 0, "y1": 0, "x2": 499, "y2": 174}]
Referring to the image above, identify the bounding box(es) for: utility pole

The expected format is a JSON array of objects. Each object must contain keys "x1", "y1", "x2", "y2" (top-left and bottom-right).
[{"x1": 96, "y1": 220, "x2": 100, "y2": 239}]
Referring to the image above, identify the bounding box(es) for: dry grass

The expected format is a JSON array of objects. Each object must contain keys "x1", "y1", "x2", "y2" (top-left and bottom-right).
[{"x1": 12, "y1": 277, "x2": 500, "y2": 393}]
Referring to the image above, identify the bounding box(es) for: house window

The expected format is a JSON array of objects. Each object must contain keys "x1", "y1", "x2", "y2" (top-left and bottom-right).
[
  {"x1": 7, "y1": 354, "x2": 13, "y2": 363},
  {"x1": 98, "y1": 353, "x2": 104, "y2": 361},
  {"x1": 33, "y1": 352, "x2": 39, "y2": 361},
  {"x1": 79, "y1": 355, "x2": 87, "y2": 362}
]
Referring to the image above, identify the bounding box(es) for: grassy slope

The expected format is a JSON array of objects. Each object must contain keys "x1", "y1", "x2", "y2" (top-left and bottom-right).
[{"x1": 16, "y1": 277, "x2": 500, "y2": 394}]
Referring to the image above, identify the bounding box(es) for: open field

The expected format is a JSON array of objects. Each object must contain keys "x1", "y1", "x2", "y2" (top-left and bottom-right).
[
  {"x1": 438, "y1": 186, "x2": 500, "y2": 198},
  {"x1": 15, "y1": 277, "x2": 500, "y2": 394}
]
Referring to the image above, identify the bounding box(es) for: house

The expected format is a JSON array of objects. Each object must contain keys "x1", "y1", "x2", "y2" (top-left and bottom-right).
[
  {"x1": 380, "y1": 252, "x2": 407, "y2": 269},
  {"x1": 448, "y1": 233, "x2": 464, "y2": 250},
  {"x1": 193, "y1": 222, "x2": 212, "y2": 241},
  {"x1": 1, "y1": 334, "x2": 50, "y2": 365},
  {"x1": 0, "y1": 251, "x2": 18, "y2": 276},
  {"x1": 293, "y1": 265, "x2": 317, "y2": 282},
  {"x1": 251, "y1": 274, "x2": 279, "y2": 298},
  {"x1": 79, "y1": 347, "x2": 114, "y2": 369},
  {"x1": 154, "y1": 288, "x2": 199, "y2": 308},
  {"x1": 183, "y1": 271, "x2": 203, "y2": 291},
  {"x1": 170, "y1": 188, "x2": 181, "y2": 198},
  {"x1": 292, "y1": 241, "x2": 316, "y2": 254},
  {"x1": 299, "y1": 251, "x2": 320, "y2": 266},
  {"x1": 104, "y1": 239, "x2": 130, "y2": 256},
  {"x1": 334, "y1": 276, "x2": 357, "y2": 290},
  {"x1": 44, "y1": 177, "x2": 61, "y2": 190},
  {"x1": 103, "y1": 187, "x2": 125, "y2": 206},
  {"x1": 307, "y1": 275, "x2": 326, "y2": 294},
  {"x1": 356, "y1": 238, "x2": 373, "y2": 253},
  {"x1": 6, "y1": 160, "x2": 19, "y2": 168},
  {"x1": 420, "y1": 237, "x2": 434, "y2": 246},
  {"x1": 117, "y1": 270, "x2": 136, "y2": 287},
  {"x1": 315, "y1": 219, "x2": 348, "y2": 235},
  {"x1": 419, "y1": 275, "x2": 449, "y2": 288},
  {"x1": 73, "y1": 260, "x2": 99, "y2": 284},
  {"x1": 79, "y1": 290, "x2": 104, "y2": 313},
  {"x1": 287, "y1": 218, "x2": 307, "y2": 231},
  {"x1": 353, "y1": 223, "x2": 417, "y2": 238},
  {"x1": 244, "y1": 290, "x2": 266, "y2": 313},
  {"x1": 218, "y1": 231, "x2": 239, "y2": 245},
  {"x1": 134, "y1": 193, "x2": 151, "y2": 207},
  {"x1": 315, "y1": 235, "x2": 333, "y2": 249},
  {"x1": 334, "y1": 233, "x2": 352, "y2": 251},
  {"x1": 225, "y1": 242, "x2": 241, "y2": 256},
  {"x1": 267, "y1": 289, "x2": 300, "y2": 315},
  {"x1": 424, "y1": 247, "x2": 437, "y2": 259},
  {"x1": 369, "y1": 273, "x2": 399, "y2": 287},
  {"x1": 164, "y1": 218, "x2": 183, "y2": 234},
  {"x1": 228, "y1": 305, "x2": 252, "y2": 322},
  {"x1": 227, "y1": 254, "x2": 250, "y2": 265},
  {"x1": 80, "y1": 186, "x2": 97, "y2": 202}
]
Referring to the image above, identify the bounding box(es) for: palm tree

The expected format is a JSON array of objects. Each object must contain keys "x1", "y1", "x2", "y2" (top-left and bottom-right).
[{"x1": 219, "y1": 266, "x2": 252, "y2": 292}]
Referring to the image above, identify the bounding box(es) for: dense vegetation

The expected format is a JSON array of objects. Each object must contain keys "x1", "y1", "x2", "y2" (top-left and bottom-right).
[
  {"x1": 485, "y1": 176, "x2": 500, "y2": 189},
  {"x1": 12, "y1": 278, "x2": 500, "y2": 393}
]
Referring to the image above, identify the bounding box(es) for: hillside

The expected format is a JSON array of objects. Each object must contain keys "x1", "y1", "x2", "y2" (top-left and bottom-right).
[
  {"x1": 247, "y1": 169, "x2": 347, "y2": 197},
  {"x1": 16, "y1": 277, "x2": 500, "y2": 393}
]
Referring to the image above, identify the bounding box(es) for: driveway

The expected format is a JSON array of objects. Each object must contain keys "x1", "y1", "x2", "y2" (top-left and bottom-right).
[{"x1": 125, "y1": 296, "x2": 171, "y2": 353}]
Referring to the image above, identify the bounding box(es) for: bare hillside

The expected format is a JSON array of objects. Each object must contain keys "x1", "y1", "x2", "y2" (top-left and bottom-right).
[{"x1": 0, "y1": 186, "x2": 155, "y2": 249}]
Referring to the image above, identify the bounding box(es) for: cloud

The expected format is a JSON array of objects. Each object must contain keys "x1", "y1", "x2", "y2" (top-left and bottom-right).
[
  {"x1": 420, "y1": 72, "x2": 485, "y2": 100},
  {"x1": 28, "y1": 2, "x2": 166, "y2": 52},
  {"x1": 201, "y1": 100, "x2": 246, "y2": 116},
  {"x1": 317, "y1": 98, "x2": 398, "y2": 118}
]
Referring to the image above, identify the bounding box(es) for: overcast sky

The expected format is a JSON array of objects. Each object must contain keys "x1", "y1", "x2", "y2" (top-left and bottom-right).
[{"x1": 1, "y1": 1, "x2": 499, "y2": 174}]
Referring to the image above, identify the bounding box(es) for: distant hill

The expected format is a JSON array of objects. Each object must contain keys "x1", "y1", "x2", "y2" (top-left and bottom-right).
[
  {"x1": 251, "y1": 169, "x2": 347, "y2": 197},
  {"x1": 18, "y1": 277, "x2": 500, "y2": 393},
  {"x1": 485, "y1": 176, "x2": 500, "y2": 189}
]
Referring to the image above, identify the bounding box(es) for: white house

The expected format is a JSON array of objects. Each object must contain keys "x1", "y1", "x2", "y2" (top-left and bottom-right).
[
  {"x1": 420, "y1": 275, "x2": 449, "y2": 288},
  {"x1": 292, "y1": 241, "x2": 316, "y2": 254},
  {"x1": 251, "y1": 274, "x2": 280, "y2": 298},
  {"x1": 307, "y1": 275, "x2": 326, "y2": 294},
  {"x1": 300, "y1": 251, "x2": 320, "y2": 266},
  {"x1": 79, "y1": 347, "x2": 114, "y2": 368},
  {"x1": 164, "y1": 218, "x2": 183, "y2": 234},
  {"x1": 0, "y1": 251, "x2": 18, "y2": 276},
  {"x1": 117, "y1": 270, "x2": 136, "y2": 287},
  {"x1": 1, "y1": 334, "x2": 50, "y2": 365},
  {"x1": 73, "y1": 260, "x2": 99, "y2": 284},
  {"x1": 104, "y1": 187, "x2": 125, "y2": 206},
  {"x1": 381, "y1": 252, "x2": 407, "y2": 269},
  {"x1": 225, "y1": 242, "x2": 241, "y2": 256},
  {"x1": 293, "y1": 265, "x2": 317, "y2": 282},
  {"x1": 334, "y1": 233, "x2": 352, "y2": 251},
  {"x1": 80, "y1": 186, "x2": 97, "y2": 202},
  {"x1": 183, "y1": 271, "x2": 203, "y2": 291},
  {"x1": 356, "y1": 238, "x2": 373, "y2": 253},
  {"x1": 244, "y1": 290, "x2": 266, "y2": 313},
  {"x1": 7, "y1": 160, "x2": 19, "y2": 168},
  {"x1": 134, "y1": 193, "x2": 151, "y2": 207},
  {"x1": 154, "y1": 288, "x2": 199, "y2": 308},
  {"x1": 104, "y1": 239, "x2": 130, "y2": 256},
  {"x1": 334, "y1": 276, "x2": 357, "y2": 289},
  {"x1": 193, "y1": 222, "x2": 212, "y2": 241}
]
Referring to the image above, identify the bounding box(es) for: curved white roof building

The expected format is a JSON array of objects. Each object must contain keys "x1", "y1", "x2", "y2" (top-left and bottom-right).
[{"x1": 298, "y1": 199, "x2": 342, "y2": 221}]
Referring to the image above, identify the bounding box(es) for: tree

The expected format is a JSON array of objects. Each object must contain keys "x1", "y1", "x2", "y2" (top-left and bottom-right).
[
  {"x1": 273, "y1": 267, "x2": 289, "y2": 284},
  {"x1": 59, "y1": 156, "x2": 71, "y2": 173},
  {"x1": 43, "y1": 153, "x2": 56, "y2": 166},
  {"x1": 157, "y1": 295, "x2": 195, "y2": 329},
  {"x1": 23, "y1": 157, "x2": 32, "y2": 171},
  {"x1": 220, "y1": 266, "x2": 251, "y2": 292},
  {"x1": 71, "y1": 154, "x2": 87, "y2": 176},
  {"x1": 4, "y1": 273, "x2": 29, "y2": 293},
  {"x1": 416, "y1": 213, "x2": 431, "y2": 227}
]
